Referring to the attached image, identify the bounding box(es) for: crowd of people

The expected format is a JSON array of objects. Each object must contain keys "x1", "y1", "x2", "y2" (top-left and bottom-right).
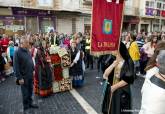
[
  {"x1": 0, "y1": 34, "x2": 16, "y2": 83},
  {"x1": 0, "y1": 32, "x2": 91, "y2": 84},
  {"x1": 0, "y1": 30, "x2": 165, "y2": 113},
  {"x1": 101, "y1": 31, "x2": 165, "y2": 114},
  {"x1": 0, "y1": 31, "x2": 92, "y2": 112},
  {"x1": 122, "y1": 31, "x2": 165, "y2": 76}
]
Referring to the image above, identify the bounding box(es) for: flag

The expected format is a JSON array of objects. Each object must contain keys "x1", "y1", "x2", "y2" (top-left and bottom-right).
[{"x1": 91, "y1": 0, "x2": 125, "y2": 55}]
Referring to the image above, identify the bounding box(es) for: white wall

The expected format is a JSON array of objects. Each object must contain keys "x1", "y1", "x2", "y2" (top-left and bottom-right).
[
  {"x1": 139, "y1": 0, "x2": 147, "y2": 16},
  {"x1": 125, "y1": 0, "x2": 133, "y2": 7},
  {"x1": 62, "y1": 0, "x2": 80, "y2": 11},
  {"x1": 0, "y1": 0, "x2": 21, "y2": 7},
  {"x1": 56, "y1": 17, "x2": 72, "y2": 34},
  {"x1": 56, "y1": 16, "x2": 86, "y2": 34}
]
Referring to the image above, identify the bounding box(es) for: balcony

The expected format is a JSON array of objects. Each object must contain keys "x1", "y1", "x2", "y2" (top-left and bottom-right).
[
  {"x1": 139, "y1": 8, "x2": 162, "y2": 19},
  {"x1": 83, "y1": 0, "x2": 92, "y2": 5},
  {"x1": 124, "y1": 6, "x2": 139, "y2": 16}
]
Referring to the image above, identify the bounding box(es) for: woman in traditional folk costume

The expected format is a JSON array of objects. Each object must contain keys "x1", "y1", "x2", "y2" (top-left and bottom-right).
[
  {"x1": 102, "y1": 42, "x2": 134, "y2": 114},
  {"x1": 69, "y1": 39, "x2": 84, "y2": 87},
  {"x1": 33, "y1": 40, "x2": 53, "y2": 97}
]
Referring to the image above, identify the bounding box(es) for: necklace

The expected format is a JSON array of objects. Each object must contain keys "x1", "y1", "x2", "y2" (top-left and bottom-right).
[{"x1": 159, "y1": 72, "x2": 165, "y2": 80}]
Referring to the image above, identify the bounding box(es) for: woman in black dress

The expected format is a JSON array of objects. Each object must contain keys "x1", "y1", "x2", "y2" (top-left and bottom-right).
[
  {"x1": 102, "y1": 42, "x2": 135, "y2": 114},
  {"x1": 69, "y1": 39, "x2": 84, "y2": 87}
]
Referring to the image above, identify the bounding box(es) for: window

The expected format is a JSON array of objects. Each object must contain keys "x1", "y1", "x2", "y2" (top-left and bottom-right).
[
  {"x1": 146, "y1": 1, "x2": 149, "y2": 7},
  {"x1": 156, "y1": 10, "x2": 161, "y2": 16},
  {"x1": 145, "y1": 1, "x2": 154, "y2": 8},
  {"x1": 163, "y1": 4, "x2": 165, "y2": 10},
  {"x1": 157, "y1": 2, "x2": 162, "y2": 9},
  {"x1": 150, "y1": 1, "x2": 154, "y2": 8}
]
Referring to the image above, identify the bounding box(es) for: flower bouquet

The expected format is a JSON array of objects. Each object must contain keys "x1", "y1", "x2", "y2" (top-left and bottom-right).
[{"x1": 50, "y1": 46, "x2": 60, "y2": 54}]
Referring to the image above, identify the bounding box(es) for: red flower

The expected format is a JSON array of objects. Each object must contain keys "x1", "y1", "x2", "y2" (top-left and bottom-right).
[
  {"x1": 50, "y1": 54, "x2": 61, "y2": 64},
  {"x1": 53, "y1": 65, "x2": 63, "y2": 81}
]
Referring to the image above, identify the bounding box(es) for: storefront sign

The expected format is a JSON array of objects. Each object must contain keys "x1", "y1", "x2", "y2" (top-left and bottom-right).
[
  {"x1": 12, "y1": 8, "x2": 54, "y2": 16},
  {"x1": 0, "y1": 16, "x2": 24, "y2": 34},
  {"x1": 37, "y1": 0, "x2": 54, "y2": 7},
  {"x1": 91, "y1": 0, "x2": 125, "y2": 55},
  {"x1": 0, "y1": 0, "x2": 21, "y2": 7}
]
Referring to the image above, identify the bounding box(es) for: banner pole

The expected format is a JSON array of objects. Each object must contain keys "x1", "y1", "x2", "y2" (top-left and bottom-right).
[
  {"x1": 90, "y1": 0, "x2": 94, "y2": 56},
  {"x1": 107, "y1": 1, "x2": 125, "y2": 114}
]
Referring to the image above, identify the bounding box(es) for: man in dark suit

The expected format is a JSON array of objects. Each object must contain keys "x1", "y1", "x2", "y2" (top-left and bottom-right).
[{"x1": 14, "y1": 36, "x2": 38, "y2": 112}]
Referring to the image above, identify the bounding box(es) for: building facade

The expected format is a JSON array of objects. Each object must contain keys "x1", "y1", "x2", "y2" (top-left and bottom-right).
[
  {"x1": 123, "y1": 0, "x2": 140, "y2": 32},
  {"x1": 2, "y1": 0, "x2": 165, "y2": 35},
  {"x1": 0, "y1": 0, "x2": 57, "y2": 35},
  {"x1": 0, "y1": 0, "x2": 92, "y2": 35},
  {"x1": 54, "y1": 0, "x2": 92, "y2": 34},
  {"x1": 139, "y1": 0, "x2": 165, "y2": 33}
]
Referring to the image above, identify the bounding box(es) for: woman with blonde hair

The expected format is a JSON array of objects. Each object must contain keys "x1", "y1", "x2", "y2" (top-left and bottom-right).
[{"x1": 69, "y1": 39, "x2": 84, "y2": 87}]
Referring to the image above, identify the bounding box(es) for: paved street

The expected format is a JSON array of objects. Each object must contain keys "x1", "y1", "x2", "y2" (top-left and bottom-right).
[{"x1": 0, "y1": 68, "x2": 144, "y2": 114}]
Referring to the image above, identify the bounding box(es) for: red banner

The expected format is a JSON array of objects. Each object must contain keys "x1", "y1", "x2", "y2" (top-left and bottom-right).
[{"x1": 91, "y1": 0, "x2": 125, "y2": 55}]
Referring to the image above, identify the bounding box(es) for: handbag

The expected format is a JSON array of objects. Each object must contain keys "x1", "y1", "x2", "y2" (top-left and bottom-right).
[{"x1": 102, "y1": 80, "x2": 112, "y2": 114}]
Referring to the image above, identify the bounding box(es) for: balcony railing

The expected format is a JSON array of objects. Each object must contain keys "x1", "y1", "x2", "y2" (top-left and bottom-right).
[{"x1": 139, "y1": 8, "x2": 162, "y2": 19}]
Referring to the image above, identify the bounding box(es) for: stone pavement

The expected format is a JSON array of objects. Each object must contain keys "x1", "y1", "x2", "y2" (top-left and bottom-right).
[
  {"x1": 0, "y1": 69, "x2": 144, "y2": 114},
  {"x1": 76, "y1": 69, "x2": 144, "y2": 114},
  {"x1": 76, "y1": 69, "x2": 103, "y2": 113},
  {"x1": 0, "y1": 77, "x2": 87, "y2": 114},
  {"x1": 131, "y1": 76, "x2": 144, "y2": 114}
]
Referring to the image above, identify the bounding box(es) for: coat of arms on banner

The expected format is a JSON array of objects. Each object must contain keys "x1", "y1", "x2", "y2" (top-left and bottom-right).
[{"x1": 103, "y1": 19, "x2": 112, "y2": 35}]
